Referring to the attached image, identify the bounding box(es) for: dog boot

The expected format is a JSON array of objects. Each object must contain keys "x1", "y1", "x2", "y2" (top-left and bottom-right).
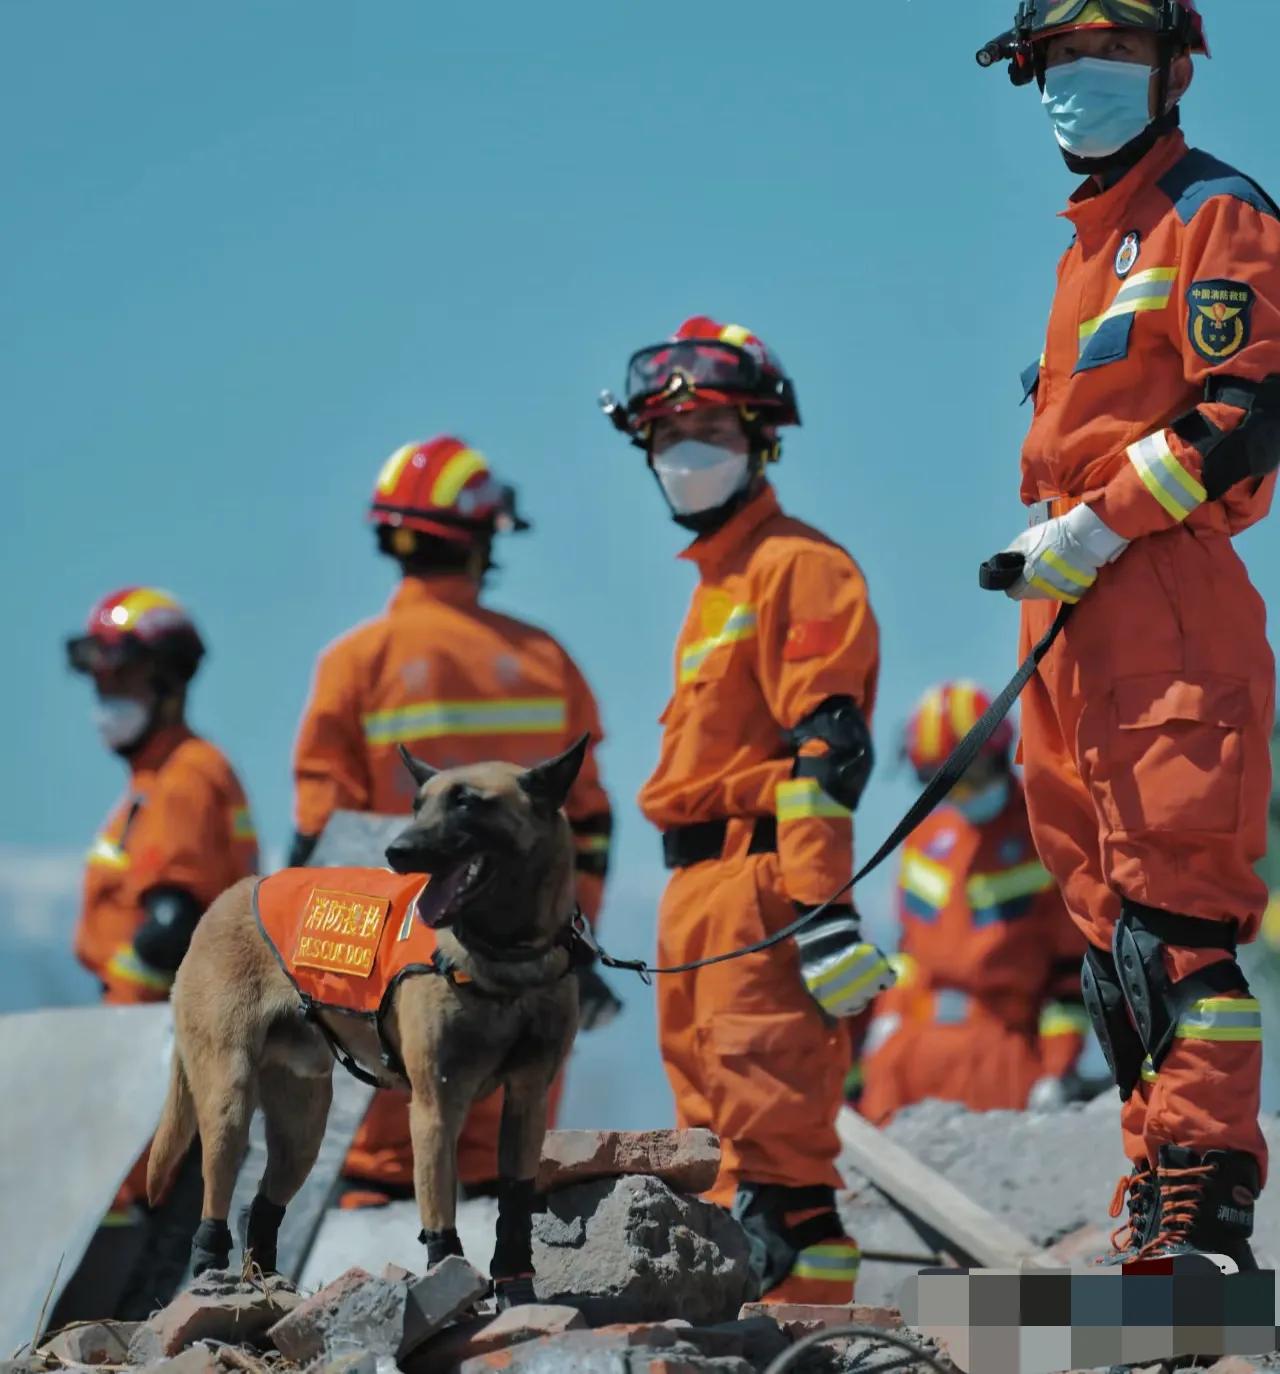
[
  {"x1": 1095, "y1": 1161, "x2": 1160, "y2": 1265},
  {"x1": 1130, "y1": 1146, "x2": 1260, "y2": 1272},
  {"x1": 190, "y1": 1218, "x2": 233, "y2": 1276},
  {"x1": 239, "y1": 1194, "x2": 286, "y2": 1274}
]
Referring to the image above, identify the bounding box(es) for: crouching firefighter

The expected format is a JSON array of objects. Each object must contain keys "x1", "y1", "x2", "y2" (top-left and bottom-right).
[
  {"x1": 602, "y1": 316, "x2": 894, "y2": 1302},
  {"x1": 979, "y1": 0, "x2": 1280, "y2": 1269}
]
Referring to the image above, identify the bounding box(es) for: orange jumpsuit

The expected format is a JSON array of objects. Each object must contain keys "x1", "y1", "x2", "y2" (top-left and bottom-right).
[
  {"x1": 1017, "y1": 132, "x2": 1280, "y2": 1179},
  {"x1": 78, "y1": 724, "x2": 258, "y2": 1206},
  {"x1": 859, "y1": 780, "x2": 1087, "y2": 1124},
  {"x1": 293, "y1": 573, "x2": 611, "y2": 1189},
  {"x1": 78, "y1": 724, "x2": 259, "y2": 1004},
  {"x1": 639, "y1": 482, "x2": 878, "y2": 1297}
]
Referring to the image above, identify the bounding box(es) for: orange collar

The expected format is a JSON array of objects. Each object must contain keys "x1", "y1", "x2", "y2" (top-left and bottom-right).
[
  {"x1": 389, "y1": 574, "x2": 481, "y2": 613},
  {"x1": 1060, "y1": 131, "x2": 1188, "y2": 252},
  {"x1": 127, "y1": 723, "x2": 194, "y2": 778},
  {"x1": 678, "y1": 483, "x2": 781, "y2": 579}
]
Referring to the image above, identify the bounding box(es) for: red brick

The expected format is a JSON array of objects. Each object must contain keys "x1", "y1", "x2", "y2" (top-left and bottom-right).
[
  {"x1": 267, "y1": 1267, "x2": 374, "y2": 1362},
  {"x1": 408, "y1": 1304, "x2": 585, "y2": 1369},
  {"x1": 736, "y1": 1302, "x2": 901, "y2": 1340},
  {"x1": 39, "y1": 1321, "x2": 138, "y2": 1365},
  {"x1": 537, "y1": 1130, "x2": 720, "y2": 1194},
  {"x1": 145, "y1": 1274, "x2": 301, "y2": 1356}
]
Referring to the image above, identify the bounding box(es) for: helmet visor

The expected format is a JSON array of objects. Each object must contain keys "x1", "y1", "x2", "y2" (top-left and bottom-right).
[
  {"x1": 625, "y1": 339, "x2": 763, "y2": 411},
  {"x1": 1024, "y1": 0, "x2": 1163, "y2": 38},
  {"x1": 66, "y1": 633, "x2": 145, "y2": 676}
]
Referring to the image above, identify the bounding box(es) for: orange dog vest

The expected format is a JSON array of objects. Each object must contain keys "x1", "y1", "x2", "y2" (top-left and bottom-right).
[{"x1": 254, "y1": 866, "x2": 442, "y2": 1082}]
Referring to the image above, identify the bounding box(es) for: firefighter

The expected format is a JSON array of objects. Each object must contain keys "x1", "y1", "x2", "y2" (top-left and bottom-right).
[
  {"x1": 602, "y1": 316, "x2": 893, "y2": 1303},
  {"x1": 858, "y1": 681, "x2": 1089, "y2": 1124},
  {"x1": 291, "y1": 436, "x2": 617, "y2": 1202},
  {"x1": 67, "y1": 586, "x2": 258, "y2": 1316},
  {"x1": 979, "y1": 0, "x2": 1280, "y2": 1268}
]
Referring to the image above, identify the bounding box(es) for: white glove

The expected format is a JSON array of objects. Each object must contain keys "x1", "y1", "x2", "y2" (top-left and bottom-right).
[
  {"x1": 1001, "y1": 505, "x2": 1129, "y2": 604},
  {"x1": 1026, "y1": 1075, "x2": 1070, "y2": 1112},
  {"x1": 795, "y1": 906, "x2": 897, "y2": 1019}
]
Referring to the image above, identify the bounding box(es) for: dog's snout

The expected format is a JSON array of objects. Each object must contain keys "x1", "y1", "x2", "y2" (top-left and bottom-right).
[{"x1": 385, "y1": 833, "x2": 423, "y2": 873}]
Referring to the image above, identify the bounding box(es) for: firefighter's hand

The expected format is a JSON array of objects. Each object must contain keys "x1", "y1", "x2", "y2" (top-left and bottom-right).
[
  {"x1": 794, "y1": 904, "x2": 896, "y2": 1019},
  {"x1": 997, "y1": 505, "x2": 1128, "y2": 604},
  {"x1": 574, "y1": 962, "x2": 623, "y2": 1032}
]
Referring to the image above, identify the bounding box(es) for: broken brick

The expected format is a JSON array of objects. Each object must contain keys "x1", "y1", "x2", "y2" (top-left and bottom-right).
[
  {"x1": 144, "y1": 1271, "x2": 301, "y2": 1356},
  {"x1": 39, "y1": 1321, "x2": 138, "y2": 1365},
  {"x1": 736, "y1": 1301, "x2": 901, "y2": 1340},
  {"x1": 406, "y1": 1303, "x2": 586, "y2": 1370},
  {"x1": 146, "y1": 1345, "x2": 225, "y2": 1374},
  {"x1": 537, "y1": 1130, "x2": 721, "y2": 1195}
]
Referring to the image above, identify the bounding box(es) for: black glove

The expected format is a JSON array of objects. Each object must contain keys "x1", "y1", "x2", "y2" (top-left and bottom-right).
[{"x1": 574, "y1": 962, "x2": 623, "y2": 1032}]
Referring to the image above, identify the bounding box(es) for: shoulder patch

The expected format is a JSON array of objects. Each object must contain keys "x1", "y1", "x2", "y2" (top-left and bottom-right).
[
  {"x1": 1158, "y1": 149, "x2": 1280, "y2": 225},
  {"x1": 783, "y1": 617, "x2": 842, "y2": 662},
  {"x1": 1187, "y1": 279, "x2": 1255, "y2": 362}
]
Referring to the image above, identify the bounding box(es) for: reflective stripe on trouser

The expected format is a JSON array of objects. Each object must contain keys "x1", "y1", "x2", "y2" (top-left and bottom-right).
[
  {"x1": 1017, "y1": 527, "x2": 1271, "y2": 1183},
  {"x1": 656, "y1": 844, "x2": 849, "y2": 1205},
  {"x1": 762, "y1": 1238, "x2": 861, "y2": 1305}
]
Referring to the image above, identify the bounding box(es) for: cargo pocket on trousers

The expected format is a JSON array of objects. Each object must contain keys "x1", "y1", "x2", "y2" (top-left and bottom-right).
[
  {"x1": 703, "y1": 1010, "x2": 818, "y2": 1099},
  {"x1": 1098, "y1": 674, "x2": 1250, "y2": 837}
]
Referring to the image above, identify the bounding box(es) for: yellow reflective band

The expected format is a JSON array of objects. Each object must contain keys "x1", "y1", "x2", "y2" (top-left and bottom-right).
[
  {"x1": 1175, "y1": 996, "x2": 1262, "y2": 1042},
  {"x1": 718, "y1": 323, "x2": 752, "y2": 346},
  {"x1": 1078, "y1": 268, "x2": 1178, "y2": 345},
  {"x1": 573, "y1": 833, "x2": 611, "y2": 853},
  {"x1": 810, "y1": 946, "x2": 894, "y2": 1006},
  {"x1": 1027, "y1": 573, "x2": 1082, "y2": 604},
  {"x1": 106, "y1": 946, "x2": 171, "y2": 993},
  {"x1": 966, "y1": 860, "x2": 1054, "y2": 909},
  {"x1": 914, "y1": 686, "x2": 944, "y2": 762},
  {"x1": 791, "y1": 1240, "x2": 862, "y2": 1282},
  {"x1": 1140, "y1": 1055, "x2": 1159, "y2": 1084},
  {"x1": 1127, "y1": 430, "x2": 1206, "y2": 523},
  {"x1": 362, "y1": 696, "x2": 567, "y2": 746},
  {"x1": 1041, "y1": 548, "x2": 1094, "y2": 588},
  {"x1": 87, "y1": 834, "x2": 130, "y2": 870},
  {"x1": 679, "y1": 605, "x2": 757, "y2": 683},
  {"x1": 775, "y1": 777, "x2": 852, "y2": 823},
  {"x1": 232, "y1": 806, "x2": 257, "y2": 842},
  {"x1": 948, "y1": 680, "x2": 978, "y2": 740},
  {"x1": 116, "y1": 587, "x2": 181, "y2": 628},
  {"x1": 1038, "y1": 1002, "x2": 1092, "y2": 1039},
  {"x1": 901, "y1": 849, "x2": 952, "y2": 907},
  {"x1": 430, "y1": 447, "x2": 489, "y2": 508},
  {"x1": 375, "y1": 443, "x2": 419, "y2": 495}
]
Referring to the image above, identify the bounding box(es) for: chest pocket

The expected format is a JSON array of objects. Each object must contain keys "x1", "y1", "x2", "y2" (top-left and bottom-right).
[
  {"x1": 678, "y1": 602, "x2": 757, "y2": 688},
  {"x1": 1074, "y1": 266, "x2": 1177, "y2": 375}
]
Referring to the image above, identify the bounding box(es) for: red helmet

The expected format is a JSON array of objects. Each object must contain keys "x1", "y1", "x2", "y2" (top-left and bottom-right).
[
  {"x1": 903, "y1": 680, "x2": 1014, "y2": 778},
  {"x1": 66, "y1": 587, "x2": 205, "y2": 684},
  {"x1": 979, "y1": 0, "x2": 1208, "y2": 84},
  {"x1": 368, "y1": 437, "x2": 529, "y2": 550},
  {"x1": 603, "y1": 316, "x2": 801, "y2": 446}
]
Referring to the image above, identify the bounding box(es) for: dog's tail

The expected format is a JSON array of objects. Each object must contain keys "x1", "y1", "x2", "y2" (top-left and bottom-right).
[{"x1": 147, "y1": 1047, "x2": 198, "y2": 1206}]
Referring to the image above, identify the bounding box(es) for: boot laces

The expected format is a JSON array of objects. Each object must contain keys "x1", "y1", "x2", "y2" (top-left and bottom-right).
[
  {"x1": 1136, "y1": 1162, "x2": 1215, "y2": 1258},
  {"x1": 1105, "y1": 1168, "x2": 1151, "y2": 1255}
]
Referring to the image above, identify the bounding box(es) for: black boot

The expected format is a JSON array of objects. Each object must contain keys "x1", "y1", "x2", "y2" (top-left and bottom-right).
[
  {"x1": 1135, "y1": 1146, "x2": 1260, "y2": 1272},
  {"x1": 1096, "y1": 1161, "x2": 1159, "y2": 1265}
]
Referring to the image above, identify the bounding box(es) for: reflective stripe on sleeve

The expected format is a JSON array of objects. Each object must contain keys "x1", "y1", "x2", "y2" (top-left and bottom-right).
[
  {"x1": 106, "y1": 946, "x2": 172, "y2": 992},
  {"x1": 1038, "y1": 1001, "x2": 1092, "y2": 1039},
  {"x1": 966, "y1": 861, "x2": 1054, "y2": 909},
  {"x1": 1174, "y1": 996, "x2": 1262, "y2": 1043},
  {"x1": 1126, "y1": 430, "x2": 1207, "y2": 523},
  {"x1": 775, "y1": 777, "x2": 851, "y2": 823}
]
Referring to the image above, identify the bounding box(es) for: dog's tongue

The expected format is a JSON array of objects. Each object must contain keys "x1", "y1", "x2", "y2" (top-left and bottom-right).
[{"x1": 415, "y1": 865, "x2": 469, "y2": 929}]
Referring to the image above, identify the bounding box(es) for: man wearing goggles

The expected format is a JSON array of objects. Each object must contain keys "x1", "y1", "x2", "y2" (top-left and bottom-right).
[
  {"x1": 978, "y1": 0, "x2": 1280, "y2": 1270},
  {"x1": 64, "y1": 586, "x2": 258, "y2": 1316},
  {"x1": 857, "y1": 682, "x2": 1088, "y2": 1125},
  {"x1": 602, "y1": 316, "x2": 892, "y2": 1303}
]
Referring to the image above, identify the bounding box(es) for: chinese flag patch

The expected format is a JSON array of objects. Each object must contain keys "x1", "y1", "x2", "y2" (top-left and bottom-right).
[{"x1": 783, "y1": 618, "x2": 841, "y2": 661}]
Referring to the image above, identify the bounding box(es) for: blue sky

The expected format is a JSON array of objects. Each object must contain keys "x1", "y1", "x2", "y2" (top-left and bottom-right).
[{"x1": 6, "y1": 1, "x2": 1280, "y2": 1120}]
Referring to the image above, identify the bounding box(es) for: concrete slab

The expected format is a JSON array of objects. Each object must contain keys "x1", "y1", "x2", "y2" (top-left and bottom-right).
[{"x1": 0, "y1": 1003, "x2": 171, "y2": 1352}]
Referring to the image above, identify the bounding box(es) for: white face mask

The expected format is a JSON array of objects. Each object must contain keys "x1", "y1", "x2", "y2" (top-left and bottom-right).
[
  {"x1": 93, "y1": 696, "x2": 151, "y2": 752},
  {"x1": 651, "y1": 440, "x2": 751, "y2": 516}
]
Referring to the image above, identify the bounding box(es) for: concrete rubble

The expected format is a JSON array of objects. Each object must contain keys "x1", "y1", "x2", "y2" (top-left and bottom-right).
[{"x1": 23, "y1": 1121, "x2": 1280, "y2": 1374}]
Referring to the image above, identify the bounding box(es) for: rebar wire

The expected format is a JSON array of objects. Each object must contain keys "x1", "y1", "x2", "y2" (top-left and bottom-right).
[{"x1": 762, "y1": 1323, "x2": 956, "y2": 1374}]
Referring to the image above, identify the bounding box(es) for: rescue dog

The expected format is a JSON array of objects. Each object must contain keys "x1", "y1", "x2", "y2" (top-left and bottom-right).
[{"x1": 147, "y1": 736, "x2": 589, "y2": 1304}]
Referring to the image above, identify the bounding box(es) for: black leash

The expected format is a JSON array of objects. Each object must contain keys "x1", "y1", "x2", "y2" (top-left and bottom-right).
[{"x1": 576, "y1": 559, "x2": 1073, "y2": 984}]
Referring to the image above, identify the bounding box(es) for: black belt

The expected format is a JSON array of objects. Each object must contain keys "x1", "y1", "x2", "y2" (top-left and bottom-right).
[{"x1": 662, "y1": 816, "x2": 777, "y2": 869}]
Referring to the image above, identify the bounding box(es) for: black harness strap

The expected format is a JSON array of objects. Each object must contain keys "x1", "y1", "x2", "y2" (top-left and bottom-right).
[{"x1": 576, "y1": 602, "x2": 1075, "y2": 983}]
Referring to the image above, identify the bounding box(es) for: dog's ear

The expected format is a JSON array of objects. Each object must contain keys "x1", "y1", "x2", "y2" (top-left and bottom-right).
[
  {"x1": 398, "y1": 744, "x2": 439, "y2": 790},
  {"x1": 519, "y1": 733, "x2": 590, "y2": 812}
]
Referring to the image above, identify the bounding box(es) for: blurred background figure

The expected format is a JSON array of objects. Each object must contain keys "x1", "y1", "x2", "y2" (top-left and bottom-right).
[
  {"x1": 857, "y1": 680, "x2": 1091, "y2": 1124},
  {"x1": 1243, "y1": 719, "x2": 1280, "y2": 1113},
  {"x1": 290, "y1": 436, "x2": 618, "y2": 1207},
  {"x1": 61, "y1": 586, "x2": 258, "y2": 1318}
]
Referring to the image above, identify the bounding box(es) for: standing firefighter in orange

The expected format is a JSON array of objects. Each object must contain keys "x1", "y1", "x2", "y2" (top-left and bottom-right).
[
  {"x1": 291, "y1": 436, "x2": 616, "y2": 1202},
  {"x1": 859, "y1": 681, "x2": 1089, "y2": 1124},
  {"x1": 601, "y1": 317, "x2": 893, "y2": 1303},
  {"x1": 67, "y1": 586, "x2": 258, "y2": 1316},
  {"x1": 979, "y1": 0, "x2": 1280, "y2": 1269}
]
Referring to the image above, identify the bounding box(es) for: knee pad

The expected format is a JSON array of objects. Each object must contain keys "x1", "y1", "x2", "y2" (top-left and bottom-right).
[
  {"x1": 732, "y1": 1182, "x2": 843, "y2": 1290},
  {"x1": 1112, "y1": 901, "x2": 1246, "y2": 1073},
  {"x1": 1080, "y1": 944, "x2": 1145, "y2": 1100}
]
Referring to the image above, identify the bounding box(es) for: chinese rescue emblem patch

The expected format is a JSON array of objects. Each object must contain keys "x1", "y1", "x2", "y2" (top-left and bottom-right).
[
  {"x1": 1187, "y1": 279, "x2": 1254, "y2": 362},
  {"x1": 1114, "y1": 231, "x2": 1140, "y2": 278},
  {"x1": 292, "y1": 887, "x2": 392, "y2": 979}
]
